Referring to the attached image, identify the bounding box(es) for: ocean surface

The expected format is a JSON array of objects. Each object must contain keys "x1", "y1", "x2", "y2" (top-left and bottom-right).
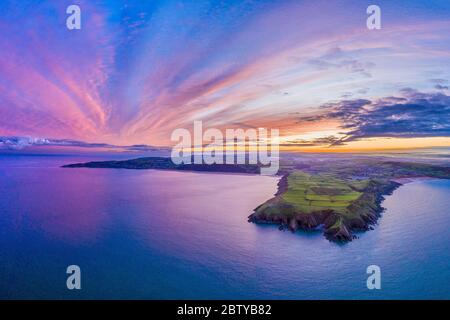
[{"x1": 0, "y1": 154, "x2": 449, "y2": 299}]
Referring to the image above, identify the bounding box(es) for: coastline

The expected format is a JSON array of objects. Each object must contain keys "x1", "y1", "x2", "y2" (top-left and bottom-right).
[
  {"x1": 63, "y1": 156, "x2": 450, "y2": 243},
  {"x1": 248, "y1": 174, "x2": 402, "y2": 242},
  {"x1": 390, "y1": 176, "x2": 442, "y2": 184}
]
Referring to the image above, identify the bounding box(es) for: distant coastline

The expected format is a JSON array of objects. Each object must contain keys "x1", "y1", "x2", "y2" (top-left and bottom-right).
[{"x1": 62, "y1": 156, "x2": 262, "y2": 174}]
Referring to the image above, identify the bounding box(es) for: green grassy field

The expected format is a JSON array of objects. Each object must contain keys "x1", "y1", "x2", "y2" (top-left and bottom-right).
[{"x1": 279, "y1": 171, "x2": 363, "y2": 214}]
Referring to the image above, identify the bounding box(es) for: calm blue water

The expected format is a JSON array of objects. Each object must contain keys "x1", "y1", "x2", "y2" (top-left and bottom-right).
[{"x1": 0, "y1": 155, "x2": 449, "y2": 299}]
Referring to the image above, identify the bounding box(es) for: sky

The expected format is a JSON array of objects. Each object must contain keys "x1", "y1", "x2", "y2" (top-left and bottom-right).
[{"x1": 0, "y1": 0, "x2": 449, "y2": 152}]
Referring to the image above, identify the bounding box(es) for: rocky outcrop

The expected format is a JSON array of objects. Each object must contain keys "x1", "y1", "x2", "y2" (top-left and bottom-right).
[{"x1": 248, "y1": 177, "x2": 402, "y2": 243}]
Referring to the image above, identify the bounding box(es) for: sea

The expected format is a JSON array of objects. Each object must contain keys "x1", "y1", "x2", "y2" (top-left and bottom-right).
[{"x1": 0, "y1": 154, "x2": 449, "y2": 299}]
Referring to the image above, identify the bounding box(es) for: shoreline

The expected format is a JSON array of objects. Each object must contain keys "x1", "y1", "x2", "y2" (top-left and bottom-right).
[
  {"x1": 63, "y1": 156, "x2": 450, "y2": 243},
  {"x1": 390, "y1": 176, "x2": 442, "y2": 184},
  {"x1": 248, "y1": 174, "x2": 402, "y2": 243}
]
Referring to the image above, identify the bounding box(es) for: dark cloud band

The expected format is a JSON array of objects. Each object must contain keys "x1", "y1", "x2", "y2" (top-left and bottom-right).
[{"x1": 297, "y1": 89, "x2": 450, "y2": 145}]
